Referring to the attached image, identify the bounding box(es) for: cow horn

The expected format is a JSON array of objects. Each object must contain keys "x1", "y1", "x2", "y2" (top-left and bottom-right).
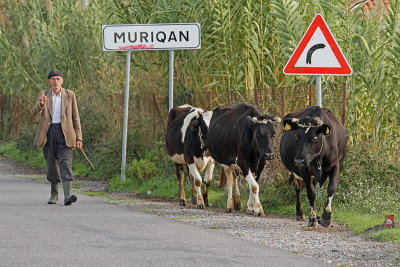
[
  {"x1": 251, "y1": 117, "x2": 259, "y2": 123},
  {"x1": 273, "y1": 117, "x2": 281, "y2": 123},
  {"x1": 313, "y1": 117, "x2": 323, "y2": 126}
]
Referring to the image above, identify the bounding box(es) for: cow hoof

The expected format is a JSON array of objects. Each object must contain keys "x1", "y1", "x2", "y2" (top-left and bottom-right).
[
  {"x1": 234, "y1": 203, "x2": 241, "y2": 211},
  {"x1": 308, "y1": 218, "x2": 318, "y2": 228},
  {"x1": 226, "y1": 208, "x2": 233, "y2": 213},
  {"x1": 255, "y1": 211, "x2": 264, "y2": 217},
  {"x1": 296, "y1": 214, "x2": 306, "y2": 221},
  {"x1": 179, "y1": 199, "x2": 186, "y2": 206},
  {"x1": 197, "y1": 204, "x2": 205, "y2": 209},
  {"x1": 204, "y1": 199, "x2": 209, "y2": 207},
  {"x1": 320, "y1": 211, "x2": 331, "y2": 227},
  {"x1": 191, "y1": 197, "x2": 197, "y2": 205},
  {"x1": 245, "y1": 209, "x2": 254, "y2": 215}
]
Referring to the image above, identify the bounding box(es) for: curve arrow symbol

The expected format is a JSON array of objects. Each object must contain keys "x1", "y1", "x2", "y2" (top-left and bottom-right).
[{"x1": 306, "y1": 43, "x2": 325, "y2": 65}]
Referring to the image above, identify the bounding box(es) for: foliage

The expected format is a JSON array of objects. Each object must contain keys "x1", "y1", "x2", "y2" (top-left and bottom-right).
[{"x1": 336, "y1": 144, "x2": 400, "y2": 214}]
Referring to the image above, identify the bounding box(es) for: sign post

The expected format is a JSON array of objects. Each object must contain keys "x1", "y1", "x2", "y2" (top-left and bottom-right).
[
  {"x1": 169, "y1": 50, "x2": 174, "y2": 111},
  {"x1": 283, "y1": 14, "x2": 352, "y2": 107},
  {"x1": 121, "y1": 51, "x2": 131, "y2": 181},
  {"x1": 102, "y1": 23, "x2": 201, "y2": 181}
]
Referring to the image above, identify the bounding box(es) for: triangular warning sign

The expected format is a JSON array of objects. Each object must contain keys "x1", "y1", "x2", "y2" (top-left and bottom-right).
[{"x1": 283, "y1": 14, "x2": 352, "y2": 75}]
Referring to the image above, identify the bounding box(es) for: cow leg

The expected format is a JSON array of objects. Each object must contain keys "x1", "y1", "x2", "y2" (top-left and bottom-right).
[
  {"x1": 224, "y1": 168, "x2": 235, "y2": 212},
  {"x1": 232, "y1": 173, "x2": 241, "y2": 211},
  {"x1": 302, "y1": 172, "x2": 318, "y2": 228},
  {"x1": 188, "y1": 164, "x2": 205, "y2": 209},
  {"x1": 320, "y1": 165, "x2": 339, "y2": 227},
  {"x1": 255, "y1": 159, "x2": 266, "y2": 183},
  {"x1": 176, "y1": 164, "x2": 186, "y2": 206},
  {"x1": 202, "y1": 160, "x2": 215, "y2": 207},
  {"x1": 186, "y1": 168, "x2": 197, "y2": 205},
  {"x1": 291, "y1": 173, "x2": 306, "y2": 221},
  {"x1": 244, "y1": 171, "x2": 264, "y2": 217}
]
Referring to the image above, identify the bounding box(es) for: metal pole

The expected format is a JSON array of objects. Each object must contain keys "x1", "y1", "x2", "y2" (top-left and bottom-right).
[
  {"x1": 316, "y1": 75, "x2": 322, "y2": 107},
  {"x1": 121, "y1": 51, "x2": 131, "y2": 182},
  {"x1": 168, "y1": 50, "x2": 174, "y2": 111}
]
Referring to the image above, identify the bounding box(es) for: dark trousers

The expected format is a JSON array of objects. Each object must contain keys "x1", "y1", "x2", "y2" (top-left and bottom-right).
[{"x1": 43, "y1": 123, "x2": 73, "y2": 184}]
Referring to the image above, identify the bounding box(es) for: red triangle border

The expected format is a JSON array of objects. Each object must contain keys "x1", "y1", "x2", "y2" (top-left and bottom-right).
[{"x1": 283, "y1": 14, "x2": 352, "y2": 75}]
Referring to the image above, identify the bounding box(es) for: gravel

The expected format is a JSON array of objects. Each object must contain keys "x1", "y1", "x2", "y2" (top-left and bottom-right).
[{"x1": 1, "y1": 156, "x2": 399, "y2": 267}]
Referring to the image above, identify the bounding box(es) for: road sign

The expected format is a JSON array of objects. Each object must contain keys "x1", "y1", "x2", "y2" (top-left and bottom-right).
[
  {"x1": 283, "y1": 14, "x2": 352, "y2": 75},
  {"x1": 102, "y1": 23, "x2": 201, "y2": 51},
  {"x1": 103, "y1": 22, "x2": 202, "y2": 182}
]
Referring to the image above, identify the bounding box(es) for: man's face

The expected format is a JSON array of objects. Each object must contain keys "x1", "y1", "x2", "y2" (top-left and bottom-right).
[{"x1": 48, "y1": 76, "x2": 63, "y2": 91}]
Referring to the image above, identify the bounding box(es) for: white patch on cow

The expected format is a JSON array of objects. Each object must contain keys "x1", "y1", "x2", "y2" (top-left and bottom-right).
[
  {"x1": 244, "y1": 172, "x2": 262, "y2": 214},
  {"x1": 170, "y1": 154, "x2": 186, "y2": 165},
  {"x1": 181, "y1": 108, "x2": 204, "y2": 143},
  {"x1": 193, "y1": 156, "x2": 212, "y2": 172},
  {"x1": 188, "y1": 163, "x2": 204, "y2": 206},
  {"x1": 326, "y1": 196, "x2": 333, "y2": 213},
  {"x1": 224, "y1": 168, "x2": 234, "y2": 211},
  {"x1": 305, "y1": 127, "x2": 311, "y2": 134},
  {"x1": 188, "y1": 163, "x2": 202, "y2": 184},
  {"x1": 221, "y1": 163, "x2": 241, "y2": 171},
  {"x1": 201, "y1": 111, "x2": 213, "y2": 127},
  {"x1": 204, "y1": 159, "x2": 215, "y2": 184}
]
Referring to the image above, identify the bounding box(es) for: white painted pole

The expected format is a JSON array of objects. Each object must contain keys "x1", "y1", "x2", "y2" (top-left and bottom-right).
[
  {"x1": 121, "y1": 51, "x2": 131, "y2": 182},
  {"x1": 168, "y1": 50, "x2": 174, "y2": 111},
  {"x1": 316, "y1": 75, "x2": 322, "y2": 107}
]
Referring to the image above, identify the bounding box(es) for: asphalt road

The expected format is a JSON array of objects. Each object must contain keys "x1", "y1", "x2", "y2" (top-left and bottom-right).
[{"x1": 0, "y1": 173, "x2": 328, "y2": 266}]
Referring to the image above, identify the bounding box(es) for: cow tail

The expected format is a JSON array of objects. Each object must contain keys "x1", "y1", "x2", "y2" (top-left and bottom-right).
[{"x1": 218, "y1": 171, "x2": 227, "y2": 188}]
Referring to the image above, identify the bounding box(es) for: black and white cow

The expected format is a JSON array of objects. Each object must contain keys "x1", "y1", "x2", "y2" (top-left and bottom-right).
[
  {"x1": 165, "y1": 104, "x2": 214, "y2": 209},
  {"x1": 207, "y1": 103, "x2": 281, "y2": 216},
  {"x1": 280, "y1": 106, "x2": 347, "y2": 227}
]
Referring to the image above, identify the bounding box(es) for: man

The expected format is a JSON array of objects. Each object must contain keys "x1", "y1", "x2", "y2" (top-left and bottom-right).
[{"x1": 31, "y1": 70, "x2": 83, "y2": 205}]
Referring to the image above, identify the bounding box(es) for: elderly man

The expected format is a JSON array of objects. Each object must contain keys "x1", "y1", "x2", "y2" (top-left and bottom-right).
[{"x1": 31, "y1": 70, "x2": 83, "y2": 205}]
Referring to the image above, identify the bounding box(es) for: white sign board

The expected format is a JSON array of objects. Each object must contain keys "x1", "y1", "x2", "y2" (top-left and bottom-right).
[{"x1": 102, "y1": 23, "x2": 201, "y2": 51}]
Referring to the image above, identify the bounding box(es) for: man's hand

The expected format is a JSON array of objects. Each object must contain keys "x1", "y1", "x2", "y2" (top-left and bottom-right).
[
  {"x1": 39, "y1": 92, "x2": 47, "y2": 107},
  {"x1": 76, "y1": 140, "x2": 83, "y2": 149}
]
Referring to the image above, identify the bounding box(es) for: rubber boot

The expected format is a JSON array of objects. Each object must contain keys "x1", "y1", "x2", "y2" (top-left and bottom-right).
[
  {"x1": 47, "y1": 183, "x2": 59, "y2": 204},
  {"x1": 63, "y1": 181, "x2": 77, "y2": 206}
]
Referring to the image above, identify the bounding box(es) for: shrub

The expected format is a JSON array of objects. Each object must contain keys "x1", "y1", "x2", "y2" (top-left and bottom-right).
[{"x1": 125, "y1": 158, "x2": 160, "y2": 184}]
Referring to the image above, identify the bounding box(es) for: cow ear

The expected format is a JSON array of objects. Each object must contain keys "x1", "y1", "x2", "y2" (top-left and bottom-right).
[
  {"x1": 318, "y1": 124, "x2": 331, "y2": 135},
  {"x1": 282, "y1": 118, "x2": 298, "y2": 131}
]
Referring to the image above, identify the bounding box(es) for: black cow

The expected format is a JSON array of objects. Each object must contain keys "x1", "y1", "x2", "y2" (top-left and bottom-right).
[
  {"x1": 280, "y1": 106, "x2": 347, "y2": 227},
  {"x1": 207, "y1": 103, "x2": 281, "y2": 216},
  {"x1": 165, "y1": 104, "x2": 215, "y2": 209}
]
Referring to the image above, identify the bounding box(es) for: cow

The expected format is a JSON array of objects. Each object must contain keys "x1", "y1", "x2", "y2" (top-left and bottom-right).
[
  {"x1": 165, "y1": 104, "x2": 215, "y2": 209},
  {"x1": 279, "y1": 106, "x2": 347, "y2": 227},
  {"x1": 207, "y1": 103, "x2": 281, "y2": 216}
]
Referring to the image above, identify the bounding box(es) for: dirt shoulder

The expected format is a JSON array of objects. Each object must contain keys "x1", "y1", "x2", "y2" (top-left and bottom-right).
[{"x1": 1, "y1": 156, "x2": 399, "y2": 267}]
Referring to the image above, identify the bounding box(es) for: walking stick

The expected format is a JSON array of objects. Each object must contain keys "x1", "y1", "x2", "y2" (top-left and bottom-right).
[{"x1": 79, "y1": 147, "x2": 96, "y2": 170}]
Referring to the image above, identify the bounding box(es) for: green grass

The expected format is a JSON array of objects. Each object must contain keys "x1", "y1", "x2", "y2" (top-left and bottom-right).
[
  {"x1": 333, "y1": 209, "x2": 400, "y2": 245},
  {"x1": 0, "y1": 142, "x2": 94, "y2": 177},
  {"x1": 369, "y1": 228, "x2": 400, "y2": 245},
  {"x1": 0, "y1": 142, "x2": 45, "y2": 169}
]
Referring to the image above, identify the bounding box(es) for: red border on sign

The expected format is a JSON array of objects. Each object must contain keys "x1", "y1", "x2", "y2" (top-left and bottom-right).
[{"x1": 283, "y1": 14, "x2": 352, "y2": 75}]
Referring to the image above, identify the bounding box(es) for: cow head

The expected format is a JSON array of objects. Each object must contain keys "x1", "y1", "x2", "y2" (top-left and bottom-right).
[
  {"x1": 189, "y1": 111, "x2": 212, "y2": 150},
  {"x1": 244, "y1": 115, "x2": 281, "y2": 160},
  {"x1": 283, "y1": 116, "x2": 331, "y2": 167}
]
